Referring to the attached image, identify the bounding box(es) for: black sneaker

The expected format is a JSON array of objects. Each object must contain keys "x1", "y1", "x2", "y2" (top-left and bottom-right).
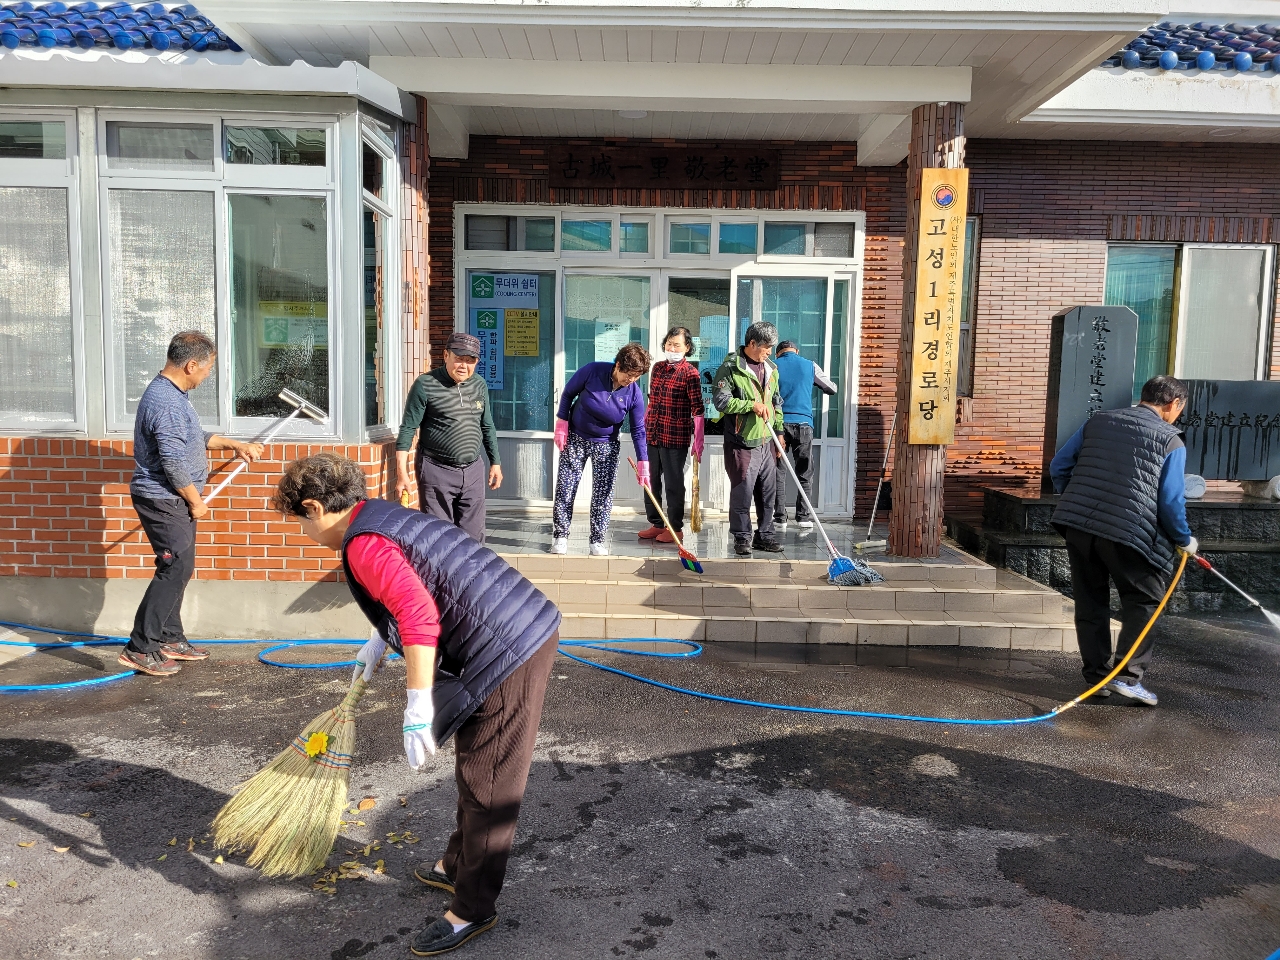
[
  {"x1": 413, "y1": 862, "x2": 455, "y2": 894},
  {"x1": 752, "y1": 533, "x2": 784, "y2": 553},
  {"x1": 410, "y1": 915, "x2": 498, "y2": 956},
  {"x1": 159, "y1": 640, "x2": 209, "y2": 661},
  {"x1": 733, "y1": 536, "x2": 752, "y2": 557},
  {"x1": 117, "y1": 648, "x2": 181, "y2": 677}
]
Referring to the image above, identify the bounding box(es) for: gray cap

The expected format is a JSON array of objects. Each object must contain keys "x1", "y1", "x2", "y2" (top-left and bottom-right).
[{"x1": 445, "y1": 332, "x2": 482, "y2": 358}]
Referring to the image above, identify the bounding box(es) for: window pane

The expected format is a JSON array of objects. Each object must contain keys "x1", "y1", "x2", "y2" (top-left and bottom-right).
[
  {"x1": 620, "y1": 220, "x2": 650, "y2": 254},
  {"x1": 1105, "y1": 246, "x2": 1176, "y2": 402},
  {"x1": 105, "y1": 122, "x2": 215, "y2": 172},
  {"x1": 0, "y1": 121, "x2": 66, "y2": 160},
  {"x1": 828, "y1": 280, "x2": 848, "y2": 439},
  {"x1": 565, "y1": 274, "x2": 651, "y2": 430},
  {"x1": 109, "y1": 189, "x2": 218, "y2": 420},
  {"x1": 764, "y1": 223, "x2": 806, "y2": 255},
  {"x1": 228, "y1": 194, "x2": 329, "y2": 419},
  {"x1": 0, "y1": 187, "x2": 74, "y2": 421},
  {"x1": 467, "y1": 270, "x2": 554, "y2": 431},
  {"x1": 521, "y1": 218, "x2": 555, "y2": 252},
  {"x1": 464, "y1": 215, "x2": 555, "y2": 252},
  {"x1": 667, "y1": 277, "x2": 730, "y2": 426},
  {"x1": 737, "y1": 275, "x2": 827, "y2": 367},
  {"x1": 561, "y1": 219, "x2": 612, "y2": 252},
  {"x1": 466, "y1": 215, "x2": 510, "y2": 251},
  {"x1": 362, "y1": 141, "x2": 385, "y2": 199},
  {"x1": 813, "y1": 222, "x2": 854, "y2": 258},
  {"x1": 719, "y1": 222, "x2": 758, "y2": 255},
  {"x1": 670, "y1": 222, "x2": 710, "y2": 255},
  {"x1": 364, "y1": 209, "x2": 385, "y2": 427},
  {"x1": 1181, "y1": 247, "x2": 1268, "y2": 381},
  {"x1": 225, "y1": 127, "x2": 326, "y2": 166}
]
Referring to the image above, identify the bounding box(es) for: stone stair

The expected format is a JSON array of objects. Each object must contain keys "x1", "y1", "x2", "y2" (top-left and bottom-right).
[{"x1": 499, "y1": 554, "x2": 1085, "y2": 652}]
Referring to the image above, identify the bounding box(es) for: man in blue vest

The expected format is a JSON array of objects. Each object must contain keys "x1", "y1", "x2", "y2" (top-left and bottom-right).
[
  {"x1": 772, "y1": 341, "x2": 837, "y2": 529},
  {"x1": 1049, "y1": 375, "x2": 1197, "y2": 707}
]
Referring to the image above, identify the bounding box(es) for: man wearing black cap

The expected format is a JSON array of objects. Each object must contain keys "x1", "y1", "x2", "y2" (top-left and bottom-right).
[{"x1": 396, "y1": 333, "x2": 502, "y2": 542}]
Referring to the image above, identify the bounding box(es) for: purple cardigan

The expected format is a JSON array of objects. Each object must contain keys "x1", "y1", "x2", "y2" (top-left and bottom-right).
[{"x1": 556, "y1": 361, "x2": 649, "y2": 461}]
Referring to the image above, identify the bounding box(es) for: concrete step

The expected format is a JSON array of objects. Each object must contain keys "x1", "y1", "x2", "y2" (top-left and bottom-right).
[{"x1": 498, "y1": 552, "x2": 1082, "y2": 653}]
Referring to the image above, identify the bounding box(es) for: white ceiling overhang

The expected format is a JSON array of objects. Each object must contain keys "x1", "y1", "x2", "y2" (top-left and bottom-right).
[
  {"x1": 1020, "y1": 67, "x2": 1280, "y2": 141},
  {"x1": 198, "y1": 0, "x2": 1170, "y2": 162}
]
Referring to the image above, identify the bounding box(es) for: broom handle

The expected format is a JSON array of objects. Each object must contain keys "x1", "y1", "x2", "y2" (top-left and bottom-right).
[
  {"x1": 768, "y1": 427, "x2": 839, "y2": 562},
  {"x1": 629, "y1": 457, "x2": 685, "y2": 550},
  {"x1": 866, "y1": 411, "x2": 896, "y2": 541}
]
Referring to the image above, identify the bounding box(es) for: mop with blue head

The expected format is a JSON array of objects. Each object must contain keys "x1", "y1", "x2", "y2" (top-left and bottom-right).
[{"x1": 630, "y1": 458, "x2": 703, "y2": 574}]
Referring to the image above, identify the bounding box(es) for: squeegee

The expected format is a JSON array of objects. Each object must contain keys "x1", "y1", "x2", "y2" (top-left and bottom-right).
[{"x1": 203, "y1": 389, "x2": 328, "y2": 505}]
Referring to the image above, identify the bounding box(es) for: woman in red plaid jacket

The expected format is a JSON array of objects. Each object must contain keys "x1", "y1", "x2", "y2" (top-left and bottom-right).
[{"x1": 640, "y1": 326, "x2": 706, "y2": 543}]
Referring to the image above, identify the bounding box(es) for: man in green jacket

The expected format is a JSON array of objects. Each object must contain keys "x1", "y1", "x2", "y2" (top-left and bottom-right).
[
  {"x1": 712, "y1": 321, "x2": 785, "y2": 556},
  {"x1": 395, "y1": 332, "x2": 502, "y2": 543}
]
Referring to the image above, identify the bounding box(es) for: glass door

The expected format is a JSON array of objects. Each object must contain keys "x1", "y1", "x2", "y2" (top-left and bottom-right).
[{"x1": 729, "y1": 264, "x2": 856, "y2": 516}]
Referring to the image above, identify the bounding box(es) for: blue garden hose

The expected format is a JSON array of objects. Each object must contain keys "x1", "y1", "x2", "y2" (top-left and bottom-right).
[{"x1": 0, "y1": 620, "x2": 393, "y2": 692}]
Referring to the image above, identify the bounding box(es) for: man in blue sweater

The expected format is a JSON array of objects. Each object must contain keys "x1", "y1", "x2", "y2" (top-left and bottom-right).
[
  {"x1": 1049, "y1": 375, "x2": 1197, "y2": 707},
  {"x1": 123, "y1": 331, "x2": 262, "y2": 677},
  {"x1": 772, "y1": 341, "x2": 837, "y2": 529}
]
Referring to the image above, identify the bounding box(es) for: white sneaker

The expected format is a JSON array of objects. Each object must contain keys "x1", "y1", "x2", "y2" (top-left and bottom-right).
[
  {"x1": 798, "y1": 520, "x2": 814, "y2": 529},
  {"x1": 549, "y1": 538, "x2": 568, "y2": 555},
  {"x1": 589, "y1": 542, "x2": 609, "y2": 557}
]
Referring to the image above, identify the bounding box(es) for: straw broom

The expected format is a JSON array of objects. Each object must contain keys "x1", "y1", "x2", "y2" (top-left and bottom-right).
[
  {"x1": 690, "y1": 455, "x2": 702, "y2": 533},
  {"x1": 212, "y1": 676, "x2": 372, "y2": 878}
]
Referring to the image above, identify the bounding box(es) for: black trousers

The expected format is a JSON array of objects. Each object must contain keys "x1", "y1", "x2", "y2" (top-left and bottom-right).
[
  {"x1": 443, "y1": 633, "x2": 557, "y2": 922},
  {"x1": 644, "y1": 445, "x2": 688, "y2": 532},
  {"x1": 128, "y1": 495, "x2": 197, "y2": 655},
  {"x1": 773, "y1": 422, "x2": 815, "y2": 522},
  {"x1": 1062, "y1": 528, "x2": 1167, "y2": 683},
  {"x1": 725, "y1": 443, "x2": 777, "y2": 539},
  {"x1": 417, "y1": 453, "x2": 488, "y2": 543}
]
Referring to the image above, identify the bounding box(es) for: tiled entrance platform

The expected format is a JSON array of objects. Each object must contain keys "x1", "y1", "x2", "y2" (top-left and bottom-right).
[{"x1": 490, "y1": 515, "x2": 1087, "y2": 653}]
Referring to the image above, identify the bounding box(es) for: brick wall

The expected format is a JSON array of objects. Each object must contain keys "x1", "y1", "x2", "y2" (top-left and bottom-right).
[
  {"x1": 428, "y1": 136, "x2": 904, "y2": 514},
  {"x1": 0, "y1": 439, "x2": 396, "y2": 583}
]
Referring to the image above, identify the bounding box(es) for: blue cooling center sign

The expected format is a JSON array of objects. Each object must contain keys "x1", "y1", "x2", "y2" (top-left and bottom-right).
[{"x1": 468, "y1": 273, "x2": 539, "y2": 390}]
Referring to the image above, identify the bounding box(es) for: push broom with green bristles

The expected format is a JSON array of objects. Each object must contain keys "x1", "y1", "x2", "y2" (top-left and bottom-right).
[{"x1": 212, "y1": 675, "x2": 373, "y2": 878}]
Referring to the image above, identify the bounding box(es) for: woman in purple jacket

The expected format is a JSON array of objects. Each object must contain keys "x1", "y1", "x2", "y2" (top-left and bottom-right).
[{"x1": 551, "y1": 343, "x2": 651, "y2": 556}]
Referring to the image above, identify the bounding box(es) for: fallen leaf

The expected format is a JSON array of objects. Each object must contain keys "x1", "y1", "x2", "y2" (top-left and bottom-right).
[
  {"x1": 186, "y1": 838, "x2": 194, "y2": 853},
  {"x1": 166, "y1": 837, "x2": 177, "y2": 846},
  {"x1": 156, "y1": 854, "x2": 167, "y2": 862},
  {"x1": 79, "y1": 812, "x2": 92, "y2": 818},
  {"x1": 340, "y1": 861, "x2": 361, "y2": 870},
  {"x1": 373, "y1": 859, "x2": 386, "y2": 875},
  {"x1": 5, "y1": 880, "x2": 15, "y2": 888},
  {"x1": 361, "y1": 844, "x2": 372, "y2": 858},
  {"x1": 398, "y1": 797, "x2": 408, "y2": 807},
  {"x1": 346, "y1": 808, "x2": 358, "y2": 816},
  {"x1": 53, "y1": 846, "x2": 70, "y2": 854},
  {"x1": 16, "y1": 842, "x2": 33, "y2": 848},
  {"x1": 357, "y1": 798, "x2": 377, "y2": 811},
  {"x1": 213, "y1": 855, "x2": 225, "y2": 865}
]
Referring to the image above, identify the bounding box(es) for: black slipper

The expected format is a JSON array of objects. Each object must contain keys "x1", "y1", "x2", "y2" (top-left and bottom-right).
[
  {"x1": 413, "y1": 863, "x2": 455, "y2": 894},
  {"x1": 410, "y1": 915, "x2": 498, "y2": 956}
]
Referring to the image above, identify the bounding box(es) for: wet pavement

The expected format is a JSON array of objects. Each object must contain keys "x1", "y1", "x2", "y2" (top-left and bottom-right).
[{"x1": 0, "y1": 613, "x2": 1277, "y2": 960}]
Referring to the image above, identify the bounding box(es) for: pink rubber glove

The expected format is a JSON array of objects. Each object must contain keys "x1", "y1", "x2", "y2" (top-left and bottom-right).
[
  {"x1": 554, "y1": 418, "x2": 569, "y2": 451},
  {"x1": 637, "y1": 460, "x2": 651, "y2": 487},
  {"x1": 691, "y1": 416, "x2": 705, "y2": 461}
]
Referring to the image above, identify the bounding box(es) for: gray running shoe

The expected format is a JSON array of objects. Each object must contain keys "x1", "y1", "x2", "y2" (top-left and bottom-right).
[{"x1": 1106, "y1": 677, "x2": 1157, "y2": 706}]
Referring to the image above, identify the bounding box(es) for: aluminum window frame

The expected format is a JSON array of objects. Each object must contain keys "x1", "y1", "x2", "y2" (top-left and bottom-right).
[{"x1": 0, "y1": 108, "x2": 86, "y2": 433}]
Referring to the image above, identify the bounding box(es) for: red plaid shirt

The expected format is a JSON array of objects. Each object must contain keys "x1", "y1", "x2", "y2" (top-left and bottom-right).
[{"x1": 645, "y1": 359, "x2": 705, "y2": 448}]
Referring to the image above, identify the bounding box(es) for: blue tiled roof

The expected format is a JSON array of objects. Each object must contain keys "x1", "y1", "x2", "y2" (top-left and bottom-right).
[
  {"x1": 0, "y1": 2, "x2": 239, "y2": 52},
  {"x1": 1104, "y1": 22, "x2": 1280, "y2": 73}
]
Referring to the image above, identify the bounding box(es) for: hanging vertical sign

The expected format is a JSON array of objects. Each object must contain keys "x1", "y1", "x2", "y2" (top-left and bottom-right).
[
  {"x1": 467, "y1": 273, "x2": 540, "y2": 390},
  {"x1": 907, "y1": 168, "x2": 969, "y2": 445}
]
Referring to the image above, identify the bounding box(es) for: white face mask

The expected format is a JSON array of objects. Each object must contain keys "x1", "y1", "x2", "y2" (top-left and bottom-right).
[{"x1": 665, "y1": 351, "x2": 685, "y2": 364}]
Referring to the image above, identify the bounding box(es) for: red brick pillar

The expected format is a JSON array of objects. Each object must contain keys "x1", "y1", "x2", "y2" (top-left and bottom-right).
[
  {"x1": 889, "y1": 103, "x2": 965, "y2": 557},
  {"x1": 400, "y1": 95, "x2": 431, "y2": 395}
]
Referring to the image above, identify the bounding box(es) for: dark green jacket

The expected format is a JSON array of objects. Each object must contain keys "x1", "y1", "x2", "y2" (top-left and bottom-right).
[
  {"x1": 711, "y1": 351, "x2": 784, "y2": 449},
  {"x1": 396, "y1": 368, "x2": 500, "y2": 467}
]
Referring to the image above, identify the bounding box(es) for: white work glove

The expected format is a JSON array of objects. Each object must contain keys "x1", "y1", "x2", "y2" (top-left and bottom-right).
[
  {"x1": 403, "y1": 688, "x2": 437, "y2": 770},
  {"x1": 1181, "y1": 536, "x2": 1199, "y2": 556},
  {"x1": 352, "y1": 627, "x2": 388, "y2": 684}
]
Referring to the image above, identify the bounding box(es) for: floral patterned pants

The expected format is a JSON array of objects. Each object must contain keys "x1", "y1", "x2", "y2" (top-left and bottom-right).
[{"x1": 553, "y1": 433, "x2": 621, "y2": 544}]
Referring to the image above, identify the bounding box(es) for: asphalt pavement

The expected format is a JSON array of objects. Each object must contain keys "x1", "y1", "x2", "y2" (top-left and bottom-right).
[{"x1": 0, "y1": 613, "x2": 1277, "y2": 960}]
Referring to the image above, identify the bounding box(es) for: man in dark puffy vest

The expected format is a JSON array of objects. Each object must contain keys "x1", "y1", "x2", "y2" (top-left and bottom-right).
[
  {"x1": 272, "y1": 453, "x2": 560, "y2": 957},
  {"x1": 1050, "y1": 376, "x2": 1198, "y2": 707}
]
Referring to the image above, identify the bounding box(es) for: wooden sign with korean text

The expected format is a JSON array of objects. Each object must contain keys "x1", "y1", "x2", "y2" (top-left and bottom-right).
[
  {"x1": 907, "y1": 168, "x2": 969, "y2": 445},
  {"x1": 548, "y1": 146, "x2": 780, "y2": 191}
]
